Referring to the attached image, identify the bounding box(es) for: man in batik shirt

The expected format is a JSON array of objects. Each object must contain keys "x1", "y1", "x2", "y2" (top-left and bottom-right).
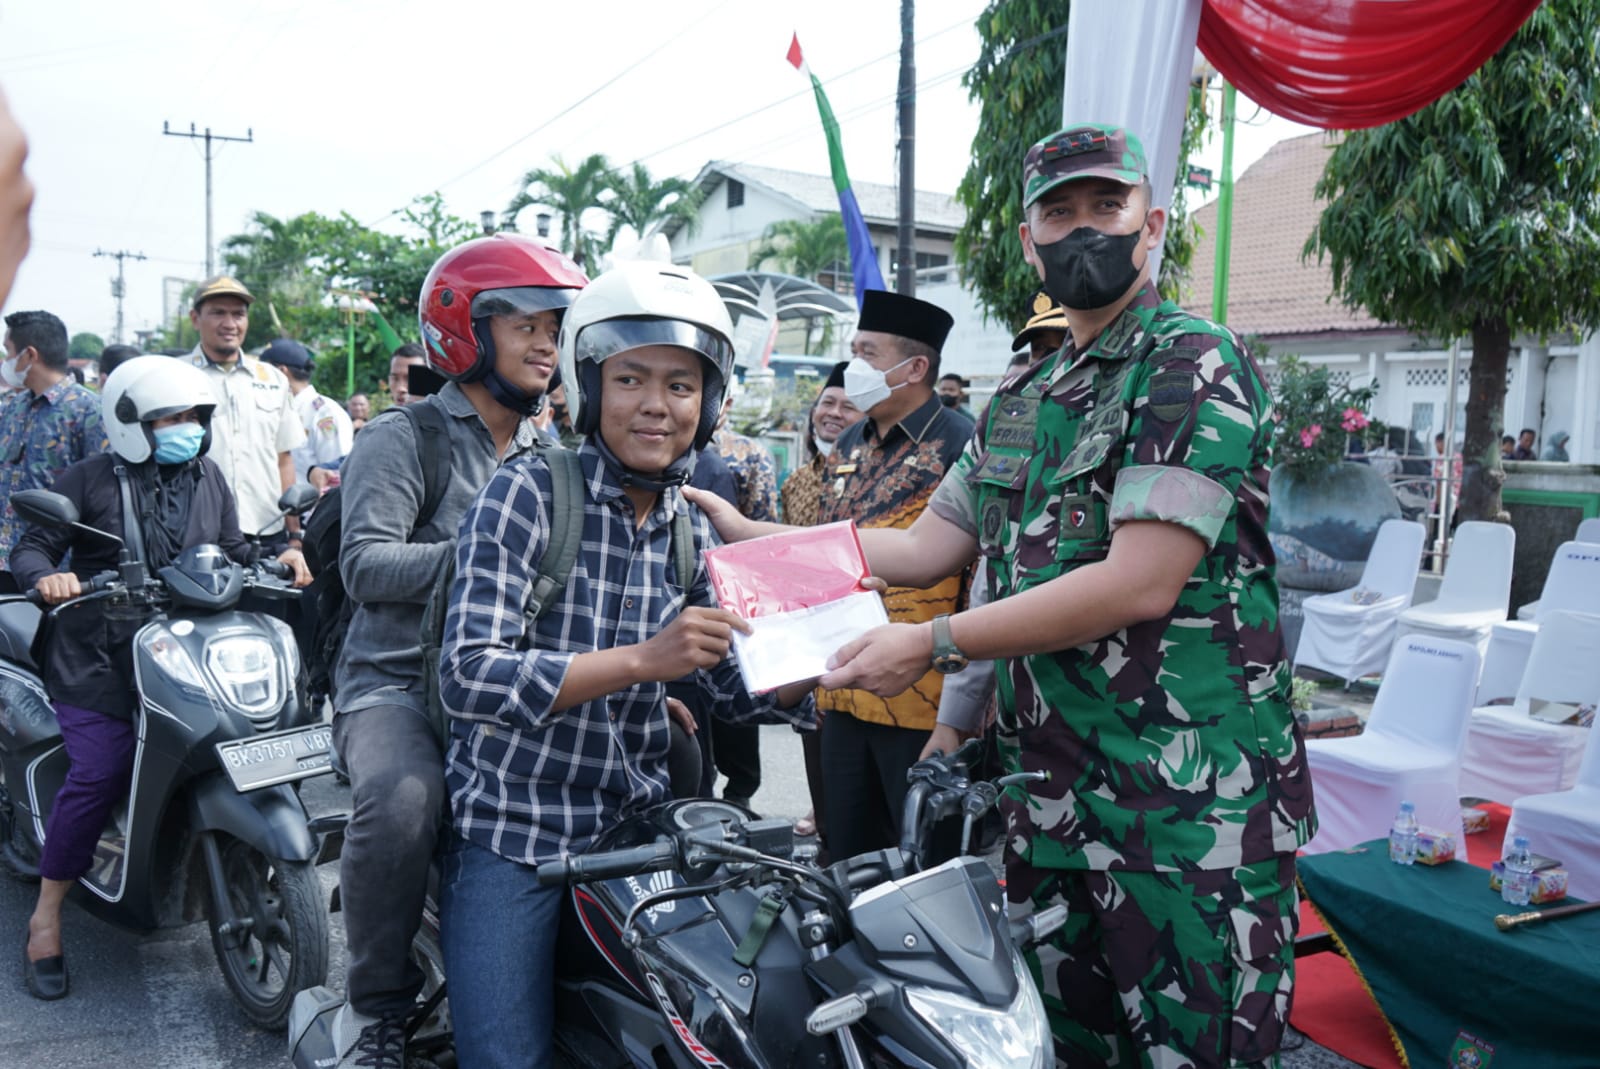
[{"x1": 1, "y1": 310, "x2": 106, "y2": 590}]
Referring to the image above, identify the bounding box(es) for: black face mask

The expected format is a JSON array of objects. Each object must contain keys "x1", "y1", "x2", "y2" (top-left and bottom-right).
[
  {"x1": 1032, "y1": 223, "x2": 1145, "y2": 311},
  {"x1": 939, "y1": 394, "x2": 960, "y2": 408}
]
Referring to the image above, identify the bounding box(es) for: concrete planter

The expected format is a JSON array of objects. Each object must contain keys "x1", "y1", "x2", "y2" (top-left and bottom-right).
[{"x1": 1270, "y1": 462, "x2": 1402, "y2": 592}]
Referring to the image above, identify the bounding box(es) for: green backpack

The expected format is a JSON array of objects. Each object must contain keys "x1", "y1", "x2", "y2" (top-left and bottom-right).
[{"x1": 419, "y1": 444, "x2": 695, "y2": 743}]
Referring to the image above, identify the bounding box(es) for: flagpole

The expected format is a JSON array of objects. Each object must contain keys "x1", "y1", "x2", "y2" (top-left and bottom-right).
[{"x1": 1211, "y1": 81, "x2": 1237, "y2": 322}]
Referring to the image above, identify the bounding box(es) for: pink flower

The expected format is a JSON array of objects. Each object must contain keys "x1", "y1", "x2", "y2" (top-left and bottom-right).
[
  {"x1": 1341, "y1": 408, "x2": 1369, "y2": 432},
  {"x1": 1298, "y1": 425, "x2": 1323, "y2": 449}
]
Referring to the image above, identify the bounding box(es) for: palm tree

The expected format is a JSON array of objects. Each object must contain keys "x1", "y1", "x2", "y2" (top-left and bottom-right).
[
  {"x1": 747, "y1": 215, "x2": 849, "y2": 281},
  {"x1": 505, "y1": 153, "x2": 614, "y2": 267},
  {"x1": 603, "y1": 163, "x2": 702, "y2": 249}
]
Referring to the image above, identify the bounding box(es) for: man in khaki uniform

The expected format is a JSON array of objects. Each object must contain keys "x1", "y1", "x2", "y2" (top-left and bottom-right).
[{"x1": 186, "y1": 276, "x2": 306, "y2": 548}]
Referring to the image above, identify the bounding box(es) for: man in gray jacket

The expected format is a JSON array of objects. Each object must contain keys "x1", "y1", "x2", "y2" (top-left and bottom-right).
[{"x1": 329, "y1": 235, "x2": 587, "y2": 1068}]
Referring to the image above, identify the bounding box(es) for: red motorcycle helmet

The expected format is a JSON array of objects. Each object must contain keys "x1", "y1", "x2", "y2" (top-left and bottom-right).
[{"x1": 418, "y1": 234, "x2": 588, "y2": 383}]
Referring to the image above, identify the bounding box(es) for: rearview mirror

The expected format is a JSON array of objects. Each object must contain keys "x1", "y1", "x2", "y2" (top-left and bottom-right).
[
  {"x1": 278, "y1": 482, "x2": 320, "y2": 516},
  {"x1": 11, "y1": 489, "x2": 80, "y2": 529}
]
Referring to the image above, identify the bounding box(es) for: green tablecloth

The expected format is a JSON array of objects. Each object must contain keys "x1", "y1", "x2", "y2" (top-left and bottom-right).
[{"x1": 1299, "y1": 842, "x2": 1599, "y2": 1068}]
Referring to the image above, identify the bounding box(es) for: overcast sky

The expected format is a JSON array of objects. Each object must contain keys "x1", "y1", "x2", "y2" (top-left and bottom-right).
[{"x1": 1, "y1": 0, "x2": 1307, "y2": 344}]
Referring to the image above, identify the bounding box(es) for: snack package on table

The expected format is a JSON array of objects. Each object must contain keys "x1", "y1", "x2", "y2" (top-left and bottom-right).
[
  {"x1": 1461, "y1": 807, "x2": 1490, "y2": 835},
  {"x1": 1414, "y1": 827, "x2": 1457, "y2": 865},
  {"x1": 703, "y1": 521, "x2": 888, "y2": 693},
  {"x1": 1489, "y1": 857, "x2": 1570, "y2": 904}
]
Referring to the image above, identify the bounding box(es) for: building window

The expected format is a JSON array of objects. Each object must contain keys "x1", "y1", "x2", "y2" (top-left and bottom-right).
[
  {"x1": 816, "y1": 259, "x2": 854, "y2": 297},
  {"x1": 726, "y1": 179, "x2": 745, "y2": 209},
  {"x1": 889, "y1": 249, "x2": 952, "y2": 284}
]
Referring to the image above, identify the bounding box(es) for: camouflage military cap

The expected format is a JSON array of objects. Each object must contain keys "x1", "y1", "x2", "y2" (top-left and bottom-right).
[{"x1": 1022, "y1": 124, "x2": 1148, "y2": 208}]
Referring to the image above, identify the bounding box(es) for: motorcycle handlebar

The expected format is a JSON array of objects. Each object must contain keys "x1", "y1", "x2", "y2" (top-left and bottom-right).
[
  {"x1": 257, "y1": 558, "x2": 293, "y2": 581},
  {"x1": 536, "y1": 839, "x2": 677, "y2": 886},
  {"x1": 24, "y1": 570, "x2": 120, "y2": 608}
]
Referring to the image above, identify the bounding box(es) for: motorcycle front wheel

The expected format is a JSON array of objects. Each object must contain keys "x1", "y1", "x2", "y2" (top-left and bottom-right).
[{"x1": 206, "y1": 835, "x2": 329, "y2": 1030}]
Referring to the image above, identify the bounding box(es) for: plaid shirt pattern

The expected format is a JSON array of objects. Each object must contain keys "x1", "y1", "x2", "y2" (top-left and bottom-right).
[{"x1": 441, "y1": 441, "x2": 811, "y2": 864}]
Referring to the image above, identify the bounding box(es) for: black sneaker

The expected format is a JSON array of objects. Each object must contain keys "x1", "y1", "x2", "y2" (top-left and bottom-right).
[{"x1": 338, "y1": 1011, "x2": 408, "y2": 1069}]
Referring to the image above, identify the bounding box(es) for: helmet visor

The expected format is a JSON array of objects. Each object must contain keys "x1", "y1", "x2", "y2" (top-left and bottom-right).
[
  {"x1": 470, "y1": 285, "x2": 579, "y2": 321},
  {"x1": 574, "y1": 317, "x2": 734, "y2": 370}
]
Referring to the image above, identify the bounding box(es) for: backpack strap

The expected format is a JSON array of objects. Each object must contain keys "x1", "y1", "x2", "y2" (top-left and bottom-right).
[
  {"x1": 527, "y1": 443, "x2": 584, "y2": 621},
  {"x1": 671, "y1": 501, "x2": 695, "y2": 594},
  {"x1": 399, "y1": 401, "x2": 452, "y2": 531}
]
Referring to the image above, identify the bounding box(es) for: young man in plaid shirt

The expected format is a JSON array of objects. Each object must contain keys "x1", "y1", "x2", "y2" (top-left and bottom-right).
[{"x1": 437, "y1": 261, "x2": 816, "y2": 1069}]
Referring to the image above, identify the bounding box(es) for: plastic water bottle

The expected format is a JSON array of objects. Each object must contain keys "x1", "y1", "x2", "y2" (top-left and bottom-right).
[
  {"x1": 1389, "y1": 801, "x2": 1419, "y2": 865},
  {"x1": 1502, "y1": 835, "x2": 1535, "y2": 906}
]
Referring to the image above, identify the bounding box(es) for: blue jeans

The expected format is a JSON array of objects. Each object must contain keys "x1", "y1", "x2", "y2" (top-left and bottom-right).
[{"x1": 440, "y1": 833, "x2": 563, "y2": 1069}]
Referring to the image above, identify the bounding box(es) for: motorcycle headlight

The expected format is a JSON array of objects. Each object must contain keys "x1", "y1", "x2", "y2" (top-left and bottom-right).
[
  {"x1": 905, "y1": 950, "x2": 1051, "y2": 1069},
  {"x1": 204, "y1": 634, "x2": 282, "y2": 716},
  {"x1": 263, "y1": 614, "x2": 301, "y2": 682}
]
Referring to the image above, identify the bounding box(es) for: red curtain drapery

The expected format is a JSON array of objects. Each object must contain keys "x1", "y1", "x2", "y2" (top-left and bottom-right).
[{"x1": 1198, "y1": 0, "x2": 1545, "y2": 129}]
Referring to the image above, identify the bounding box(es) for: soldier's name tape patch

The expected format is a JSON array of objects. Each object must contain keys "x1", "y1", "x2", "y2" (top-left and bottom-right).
[{"x1": 987, "y1": 395, "x2": 1039, "y2": 450}]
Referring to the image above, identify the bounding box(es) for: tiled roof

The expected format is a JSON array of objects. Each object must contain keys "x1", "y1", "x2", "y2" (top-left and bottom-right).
[
  {"x1": 660, "y1": 161, "x2": 965, "y2": 237},
  {"x1": 1182, "y1": 132, "x2": 1392, "y2": 340}
]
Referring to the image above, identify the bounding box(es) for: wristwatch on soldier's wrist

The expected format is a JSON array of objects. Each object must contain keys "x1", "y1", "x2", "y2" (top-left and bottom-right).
[{"x1": 930, "y1": 613, "x2": 970, "y2": 674}]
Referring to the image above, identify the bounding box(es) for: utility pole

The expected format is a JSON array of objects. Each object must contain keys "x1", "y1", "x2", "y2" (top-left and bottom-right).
[
  {"x1": 895, "y1": 0, "x2": 916, "y2": 295},
  {"x1": 162, "y1": 121, "x2": 253, "y2": 277},
  {"x1": 94, "y1": 248, "x2": 147, "y2": 344}
]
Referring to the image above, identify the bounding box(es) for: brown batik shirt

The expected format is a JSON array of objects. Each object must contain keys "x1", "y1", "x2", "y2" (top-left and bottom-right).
[{"x1": 816, "y1": 392, "x2": 975, "y2": 731}]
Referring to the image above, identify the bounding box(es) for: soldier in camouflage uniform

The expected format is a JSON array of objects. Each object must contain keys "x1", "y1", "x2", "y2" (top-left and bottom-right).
[{"x1": 688, "y1": 124, "x2": 1315, "y2": 1068}]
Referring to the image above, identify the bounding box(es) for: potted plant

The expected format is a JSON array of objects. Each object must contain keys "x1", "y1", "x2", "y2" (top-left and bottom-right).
[{"x1": 1268, "y1": 354, "x2": 1401, "y2": 592}]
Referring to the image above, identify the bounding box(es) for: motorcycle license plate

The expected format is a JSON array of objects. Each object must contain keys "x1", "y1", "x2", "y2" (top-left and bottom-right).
[{"x1": 215, "y1": 724, "x2": 335, "y2": 792}]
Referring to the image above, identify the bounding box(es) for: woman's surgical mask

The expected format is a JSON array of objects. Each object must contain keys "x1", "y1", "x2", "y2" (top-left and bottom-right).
[
  {"x1": 843, "y1": 356, "x2": 913, "y2": 412},
  {"x1": 152, "y1": 422, "x2": 206, "y2": 465}
]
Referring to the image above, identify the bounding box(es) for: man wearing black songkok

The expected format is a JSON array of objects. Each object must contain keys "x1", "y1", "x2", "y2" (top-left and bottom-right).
[{"x1": 812, "y1": 289, "x2": 977, "y2": 862}]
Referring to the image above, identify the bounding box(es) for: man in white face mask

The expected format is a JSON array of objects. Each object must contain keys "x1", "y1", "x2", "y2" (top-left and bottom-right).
[
  {"x1": 0, "y1": 309, "x2": 108, "y2": 592},
  {"x1": 809, "y1": 289, "x2": 976, "y2": 863}
]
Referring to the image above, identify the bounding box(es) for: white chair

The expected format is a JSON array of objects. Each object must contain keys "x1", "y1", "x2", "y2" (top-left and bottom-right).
[
  {"x1": 1479, "y1": 542, "x2": 1600, "y2": 702},
  {"x1": 1295, "y1": 519, "x2": 1426, "y2": 684},
  {"x1": 1394, "y1": 521, "x2": 1515, "y2": 665},
  {"x1": 1504, "y1": 722, "x2": 1600, "y2": 901},
  {"x1": 1303, "y1": 635, "x2": 1481, "y2": 854},
  {"x1": 1461, "y1": 611, "x2": 1600, "y2": 803},
  {"x1": 1516, "y1": 517, "x2": 1600, "y2": 621}
]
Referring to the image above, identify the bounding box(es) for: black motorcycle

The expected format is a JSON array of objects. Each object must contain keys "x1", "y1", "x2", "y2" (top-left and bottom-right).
[
  {"x1": 0, "y1": 485, "x2": 339, "y2": 1029},
  {"x1": 290, "y1": 739, "x2": 1061, "y2": 1068}
]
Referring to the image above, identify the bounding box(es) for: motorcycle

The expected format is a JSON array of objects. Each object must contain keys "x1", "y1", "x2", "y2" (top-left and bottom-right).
[
  {"x1": 0, "y1": 484, "x2": 340, "y2": 1030},
  {"x1": 289, "y1": 738, "x2": 1062, "y2": 1068}
]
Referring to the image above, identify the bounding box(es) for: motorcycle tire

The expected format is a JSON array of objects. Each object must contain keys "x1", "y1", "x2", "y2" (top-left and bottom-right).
[{"x1": 206, "y1": 835, "x2": 329, "y2": 1031}]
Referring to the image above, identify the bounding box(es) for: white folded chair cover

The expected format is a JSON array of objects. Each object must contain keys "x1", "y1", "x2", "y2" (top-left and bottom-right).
[
  {"x1": 1295, "y1": 520, "x2": 1425, "y2": 683},
  {"x1": 1461, "y1": 610, "x2": 1600, "y2": 803},
  {"x1": 1504, "y1": 726, "x2": 1600, "y2": 901},
  {"x1": 1395, "y1": 521, "x2": 1515, "y2": 660},
  {"x1": 1481, "y1": 542, "x2": 1600, "y2": 702},
  {"x1": 1516, "y1": 519, "x2": 1600, "y2": 620},
  {"x1": 1303, "y1": 635, "x2": 1481, "y2": 854}
]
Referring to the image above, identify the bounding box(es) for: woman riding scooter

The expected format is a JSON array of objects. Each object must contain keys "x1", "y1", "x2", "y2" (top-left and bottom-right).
[{"x1": 10, "y1": 355, "x2": 311, "y2": 999}]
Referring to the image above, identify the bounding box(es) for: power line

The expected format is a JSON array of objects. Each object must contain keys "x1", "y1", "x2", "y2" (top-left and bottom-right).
[
  {"x1": 162, "y1": 122, "x2": 255, "y2": 276},
  {"x1": 93, "y1": 248, "x2": 148, "y2": 344},
  {"x1": 363, "y1": 0, "x2": 738, "y2": 227}
]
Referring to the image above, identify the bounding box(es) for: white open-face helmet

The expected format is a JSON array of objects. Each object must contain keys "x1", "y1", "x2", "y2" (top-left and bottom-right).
[
  {"x1": 102, "y1": 355, "x2": 218, "y2": 463},
  {"x1": 557, "y1": 261, "x2": 736, "y2": 451}
]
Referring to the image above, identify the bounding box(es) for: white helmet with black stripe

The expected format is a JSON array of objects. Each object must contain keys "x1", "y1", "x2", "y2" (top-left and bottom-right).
[
  {"x1": 557, "y1": 261, "x2": 736, "y2": 452},
  {"x1": 101, "y1": 355, "x2": 217, "y2": 463}
]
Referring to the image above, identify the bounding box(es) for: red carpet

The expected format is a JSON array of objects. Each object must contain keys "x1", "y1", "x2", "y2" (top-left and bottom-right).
[{"x1": 1290, "y1": 804, "x2": 1509, "y2": 1069}]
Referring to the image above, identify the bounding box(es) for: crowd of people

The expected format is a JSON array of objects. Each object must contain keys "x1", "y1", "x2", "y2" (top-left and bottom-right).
[{"x1": 0, "y1": 106, "x2": 1455, "y2": 1069}]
